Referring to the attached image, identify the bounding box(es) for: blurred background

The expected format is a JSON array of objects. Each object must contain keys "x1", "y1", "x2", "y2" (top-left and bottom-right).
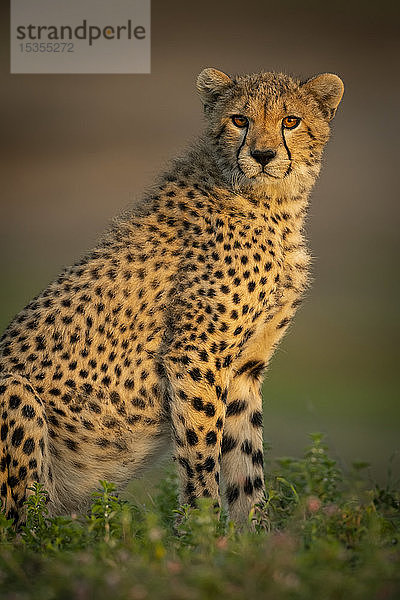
[{"x1": 1, "y1": 0, "x2": 399, "y2": 484}]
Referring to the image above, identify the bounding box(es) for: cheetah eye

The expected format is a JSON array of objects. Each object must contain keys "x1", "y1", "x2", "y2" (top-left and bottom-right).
[
  {"x1": 282, "y1": 116, "x2": 300, "y2": 129},
  {"x1": 231, "y1": 115, "x2": 248, "y2": 128}
]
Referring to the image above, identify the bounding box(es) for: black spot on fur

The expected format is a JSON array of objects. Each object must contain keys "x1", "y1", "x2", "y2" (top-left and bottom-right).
[
  {"x1": 189, "y1": 368, "x2": 202, "y2": 382},
  {"x1": 186, "y1": 429, "x2": 199, "y2": 446},
  {"x1": 22, "y1": 405, "x2": 36, "y2": 419},
  {"x1": 241, "y1": 440, "x2": 253, "y2": 455},
  {"x1": 244, "y1": 477, "x2": 254, "y2": 495},
  {"x1": 0, "y1": 424, "x2": 8, "y2": 442},
  {"x1": 22, "y1": 438, "x2": 35, "y2": 456},
  {"x1": 221, "y1": 434, "x2": 237, "y2": 454},
  {"x1": 250, "y1": 411, "x2": 263, "y2": 428},
  {"x1": 254, "y1": 476, "x2": 263, "y2": 490},
  {"x1": 226, "y1": 484, "x2": 239, "y2": 504},
  {"x1": 204, "y1": 457, "x2": 215, "y2": 472},
  {"x1": 9, "y1": 395, "x2": 21, "y2": 410},
  {"x1": 252, "y1": 450, "x2": 264, "y2": 466},
  {"x1": 204, "y1": 403, "x2": 216, "y2": 417},
  {"x1": 65, "y1": 439, "x2": 78, "y2": 452},
  {"x1": 206, "y1": 431, "x2": 217, "y2": 446},
  {"x1": 235, "y1": 360, "x2": 266, "y2": 380},
  {"x1": 11, "y1": 427, "x2": 24, "y2": 447},
  {"x1": 226, "y1": 400, "x2": 247, "y2": 417}
]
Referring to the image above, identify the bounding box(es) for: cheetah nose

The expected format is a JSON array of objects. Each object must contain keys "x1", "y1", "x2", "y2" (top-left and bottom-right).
[{"x1": 251, "y1": 149, "x2": 276, "y2": 167}]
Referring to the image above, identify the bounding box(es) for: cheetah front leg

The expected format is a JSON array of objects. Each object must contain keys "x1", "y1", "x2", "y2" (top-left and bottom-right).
[
  {"x1": 164, "y1": 358, "x2": 227, "y2": 509},
  {"x1": 221, "y1": 362, "x2": 266, "y2": 525}
]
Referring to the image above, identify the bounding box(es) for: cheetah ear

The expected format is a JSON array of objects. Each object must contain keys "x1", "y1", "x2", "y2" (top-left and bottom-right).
[
  {"x1": 302, "y1": 73, "x2": 344, "y2": 120},
  {"x1": 196, "y1": 68, "x2": 233, "y2": 106}
]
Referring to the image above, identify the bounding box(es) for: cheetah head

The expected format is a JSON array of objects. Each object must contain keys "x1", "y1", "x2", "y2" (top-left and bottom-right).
[{"x1": 197, "y1": 68, "x2": 344, "y2": 195}]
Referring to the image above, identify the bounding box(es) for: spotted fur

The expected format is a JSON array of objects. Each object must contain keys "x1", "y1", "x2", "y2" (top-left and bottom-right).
[{"x1": 0, "y1": 68, "x2": 343, "y2": 525}]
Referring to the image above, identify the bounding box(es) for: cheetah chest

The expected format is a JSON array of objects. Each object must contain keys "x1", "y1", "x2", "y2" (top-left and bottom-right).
[{"x1": 223, "y1": 214, "x2": 310, "y2": 367}]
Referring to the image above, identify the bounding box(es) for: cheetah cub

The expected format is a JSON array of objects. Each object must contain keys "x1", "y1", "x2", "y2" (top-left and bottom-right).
[{"x1": 0, "y1": 68, "x2": 344, "y2": 525}]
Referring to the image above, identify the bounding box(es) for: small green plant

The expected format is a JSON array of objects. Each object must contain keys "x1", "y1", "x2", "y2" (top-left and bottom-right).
[
  {"x1": 274, "y1": 432, "x2": 342, "y2": 502},
  {"x1": 254, "y1": 433, "x2": 342, "y2": 533},
  {"x1": 21, "y1": 482, "x2": 50, "y2": 550},
  {"x1": 88, "y1": 480, "x2": 127, "y2": 544},
  {"x1": 21, "y1": 482, "x2": 86, "y2": 552}
]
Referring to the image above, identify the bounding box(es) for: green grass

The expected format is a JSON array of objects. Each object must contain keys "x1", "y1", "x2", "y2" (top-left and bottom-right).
[{"x1": 1, "y1": 434, "x2": 399, "y2": 599}]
